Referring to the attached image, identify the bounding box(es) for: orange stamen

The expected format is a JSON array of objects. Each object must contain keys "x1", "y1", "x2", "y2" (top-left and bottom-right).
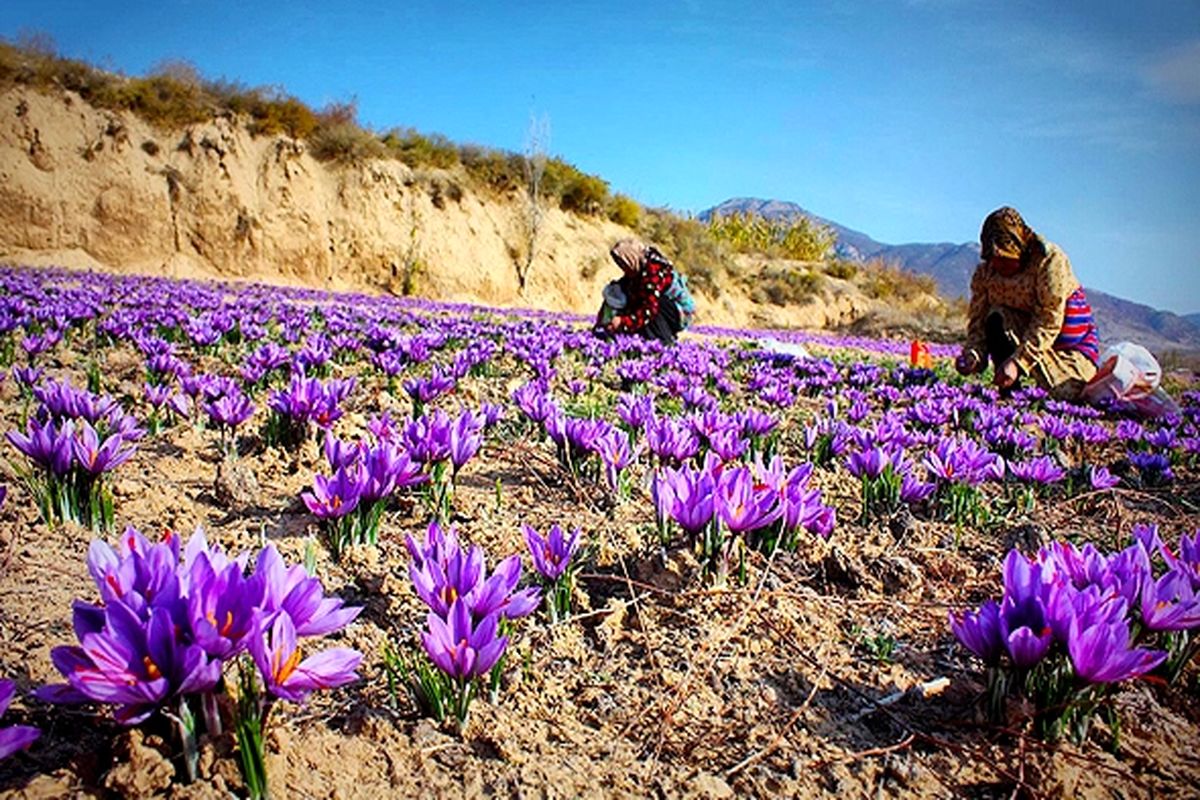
[{"x1": 273, "y1": 647, "x2": 302, "y2": 684}]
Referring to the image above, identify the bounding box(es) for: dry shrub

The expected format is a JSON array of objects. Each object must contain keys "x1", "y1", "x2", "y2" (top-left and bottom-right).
[
  {"x1": 638, "y1": 209, "x2": 730, "y2": 298},
  {"x1": 748, "y1": 266, "x2": 824, "y2": 306},
  {"x1": 381, "y1": 128, "x2": 459, "y2": 169},
  {"x1": 824, "y1": 259, "x2": 858, "y2": 280},
  {"x1": 309, "y1": 101, "x2": 385, "y2": 164},
  {"x1": 459, "y1": 145, "x2": 523, "y2": 194},
  {"x1": 706, "y1": 210, "x2": 835, "y2": 261},
  {"x1": 607, "y1": 194, "x2": 641, "y2": 229},
  {"x1": 859, "y1": 258, "x2": 937, "y2": 302}
]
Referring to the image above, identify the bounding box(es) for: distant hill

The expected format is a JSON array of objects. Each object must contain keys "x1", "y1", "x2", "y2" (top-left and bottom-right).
[{"x1": 702, "y1": 197, "x2": 1200, "y2": 355}]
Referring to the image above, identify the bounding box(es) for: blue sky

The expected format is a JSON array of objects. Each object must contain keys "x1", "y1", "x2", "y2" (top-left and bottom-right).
[{"x1": 4, "y1": 1, "x2": 1199, "y2": 313}]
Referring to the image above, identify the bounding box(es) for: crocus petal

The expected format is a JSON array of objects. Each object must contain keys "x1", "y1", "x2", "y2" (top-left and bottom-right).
[{"x1": 0, "y1": 725, "x2": 41, "y2": 760}]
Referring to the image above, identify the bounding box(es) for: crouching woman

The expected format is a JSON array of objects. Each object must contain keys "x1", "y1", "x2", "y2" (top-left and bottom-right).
[
  {"x1": 956, "y1": 207, "x2": 1100, "y2": 400},
  {"x1": 594, "y1": 239, "x2": 682, "y2": 345}
]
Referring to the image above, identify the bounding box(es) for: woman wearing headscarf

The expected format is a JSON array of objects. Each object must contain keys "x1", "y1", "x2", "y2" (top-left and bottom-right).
[
  {"x1": 955, "y1": 207, "x2": 1100, "y2": 399},
  {"x1": 594, "y1": 238, "x2": 682, "y2": 344}
]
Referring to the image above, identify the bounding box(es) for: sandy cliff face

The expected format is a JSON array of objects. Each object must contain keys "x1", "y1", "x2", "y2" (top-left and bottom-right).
[
  {"x1": 0, "y1": 85, "x2": 898, "y2": 331},
  {"x1": 0, "y1": 85, "x2": 632, "y2": 308}
]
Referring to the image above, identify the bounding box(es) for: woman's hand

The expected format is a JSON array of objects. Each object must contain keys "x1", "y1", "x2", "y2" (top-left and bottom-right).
[{"x1": 994, "y1": 358, "x2": 1020, "y2": 389}]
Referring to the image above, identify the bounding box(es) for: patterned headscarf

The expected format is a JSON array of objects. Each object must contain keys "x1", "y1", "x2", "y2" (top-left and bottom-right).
[
  {"x1": 610, "y1": 238, "x2": 647, "y2": 274},
  {"x1": 980, "y1": 207, "x2": 1033, "y2": 261}
]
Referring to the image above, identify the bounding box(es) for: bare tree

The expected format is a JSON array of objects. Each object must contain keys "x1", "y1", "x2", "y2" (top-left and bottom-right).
[
  {"x1": 517, "y1": 113, "x2": 550, "y2": 293},
  {"x1": 398, "y1": 190, "x2": 424, "y2": 296}
]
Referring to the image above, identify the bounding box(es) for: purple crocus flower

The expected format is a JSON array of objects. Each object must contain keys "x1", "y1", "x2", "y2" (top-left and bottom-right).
[
  {"x1": 715, "y1": 465, "x2": 783, "y2": 534},
  {"x1": 645, "y1": 416, "x2": 701, "y2": 464},
  {"x1": 1089, "y1": 466, "x2": 1121, "y2": 491},
  {"x1": 562, "y1": 417, "x2": 610, "y2": 456},
  {"x1": 410, "y1": 537, "x2": 539, "y2": 622},
  {"x1": 323, "y1": 432, "x2": 361, "y2": 471},
  {"x1": 144, "y1": 382, "x2": 173, "y2": 408},
  {"x1": 360, "y1": 441, "x2": 426, "y2": 503},
  {"x1": 250, "y1": 612, "x2": 362, "y2": 703},
  {"x1": 1067, "y1": 617, "x2": 1167, "y2": 684},
  {"x1": 594, "y1": 429, "x2": 638, "y2": 491},
  {"x1": 72, "y1": 420, "x2": 137, "y2": 476},
  {"x1": 1008, "y1": 455, "x2": 1065, "y2": 485},
  {"x1": 405, "y1": 520, "x2": 461, "y2": 573},
  {"x1": 302, "y1": 467, "x2": 364, "y2": 519},
  {"x1": 660, "y1": 464, "x2": 716, "y2": 535},
  {"x1": 204, "y1": 391, "x2": 255, "y2": 429},
  {"x1": 38, "y1": 602, "x2": 221, "y2": 724},
  {"x1": 1144, "y1": 428, "x2": 1177, "y2": 450},
  {"x1": 254, "y1": 544, "x2": 362, "y2": 637},
  {"x1": 616, "y1": 393, "x2": 655, "y2": 431},
  {"x1": 512, "y1": 382, "x2": 557, "y2": 425},
  {"x1": 466, "y1": 555, "x2": 541, "y2": 621},
  {"x1": 411, "y1": 540, "x2": 484, "y2": 617},
  {"x1": 480, "y1": 403, "x2": 506, "y2": 428},
  {"x1": 998, "y1": 551, "x2": 1053, "y2": 668},
  {"x1": 739, "y1": 408, "x2": 779, "y2": 438},
  {"x1": 403, "y1": 370, "x2": 457, "y2": 406},
  {"x1": 1139, "y1": 568, "x2": 1200, "y2": 631},
  {"x1": 421, "y1": 600, "x2": 508, "y2": 681},
  {"x1": 1114, "y1": 420, "x2": 1143, "y2": 442},
  {"x1": 7, "y1": 418, "x2": 75, "y2": 476},
  {"x1": 924, "y1": 436, "x2": 1000, "y2": 486},
  {"x1": 524, "y1": 523, "x2": 582, "y2": 581},
  {"x1": 899, "y1": 473, "x2": 936, "y2": 504},
  {"x1": 402, "y1": 409, "x2": 454, "y2": 465},
  {"x1": 846, "y1": 446, "x2": 891, "y2": 480},
  {"x1": 1129, "y1": 452, "x2": 1174, "y2": 485},
  {"x1": 187, "y1": 557, "x2": 263, "y2": 659},
  {"x1": 11, "y1": 365, "x2": 45, "y2": 388},
  {"x1": 0, "y1": 680, "x2": 39, "y2": 760},
  {"x1": 1168, "y1": 530, "x2": 1200, "y2": 590},
  {"x1": 707, "y1": 427, "x2": 749, "y2": 462},
  {"x1": 949, "y1": 600, "x2": 1003, "y2": 665},
  {"x1": 448, "y1": 410, "x2": 485, "y2": 472}
]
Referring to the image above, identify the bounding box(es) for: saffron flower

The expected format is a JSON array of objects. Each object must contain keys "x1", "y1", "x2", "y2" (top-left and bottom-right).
[
  {"x1": 250, "y1": 613, "x2": 362, "y2": 703},
  {"x1": 715, "y1": 465, "x2": 782, "y2": 534},
  {"x1": 204, "y1": 391, "x2": 255, "y2": 429},
  {"x1": 255, "y1": 544, "x2": 362, "y2": 637},
  {"x1": 1089, "y1": 466, "x2": 1121, "y2": 491},
  {"x1": 1066, "y1": 617, "x2": 1166, "y2": 684},
  {"x1": 38, "y1": 601, "x2": 222, "y2": 724},
  {"x1": 659, "y1": 464, "x2": 716, "y2": 536},
  {"x1": 948, "y1": 600, "x2": 1003, "y2": 665},
  {"x1": 421, "y1": 600, "x2": 508, "y2": 681},
  {"x1": 302, "y1": 467, "x2": 363, "y2": 519},
  {"x1": 524, "y1": 523, "x2": 582, "y2": 582},
  {"x1": 72, "y1": 420, "x2": 137, "y2": 476},
  {"x1": 1139, "y1": 569, "x2": 1200, "y2": 631}
]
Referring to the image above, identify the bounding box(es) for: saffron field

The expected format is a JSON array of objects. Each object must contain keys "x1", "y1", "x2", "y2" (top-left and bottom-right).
[{"x1": 0, "y1": 266, "x2": 1197, "y2": 798}]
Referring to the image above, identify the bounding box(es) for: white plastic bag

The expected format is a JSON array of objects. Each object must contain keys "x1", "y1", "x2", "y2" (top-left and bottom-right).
[
  {"x1": 760, "y1": 337, "x2": 811, "y2": 360},
  {"x1": 1083, "y1": 342, "x2": 1177, "y2": 417}
]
